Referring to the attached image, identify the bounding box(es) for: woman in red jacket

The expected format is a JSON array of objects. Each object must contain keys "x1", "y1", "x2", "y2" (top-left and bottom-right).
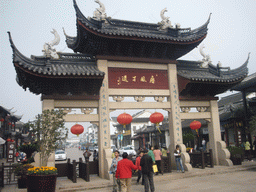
[
  {"x1": 116, "y1": 152, "x2": 138, "y2": 192},
  {"x1": 135, "y1": 151, "x2": 144, "y2": 185}
]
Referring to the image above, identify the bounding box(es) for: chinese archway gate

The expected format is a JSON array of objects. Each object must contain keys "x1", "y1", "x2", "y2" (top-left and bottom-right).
[{"x1": 9, "y1": 0, "x2": 249, "y2": 179}]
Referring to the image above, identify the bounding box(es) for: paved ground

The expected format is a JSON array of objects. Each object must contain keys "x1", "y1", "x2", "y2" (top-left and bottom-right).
[
  {"x1": 1, "y1": 157, "x2": 255, "y2": 192},
  {"x1": 84, "y1": 169, "x2": 256, "y2": 192}
]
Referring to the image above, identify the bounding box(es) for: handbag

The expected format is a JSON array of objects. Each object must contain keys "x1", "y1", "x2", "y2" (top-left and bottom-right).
[{"x1": 152, "y1": 165, "x2": 158, "y2": 173}]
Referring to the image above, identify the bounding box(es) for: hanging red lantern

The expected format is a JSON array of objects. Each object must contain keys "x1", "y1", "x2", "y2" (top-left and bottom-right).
[
  {"x1": 71, "y1": 124, "x2": 84, "y2": 136},
  {"x1": 0, "y1": 118, "x2": 4, "y2": 122},
  {"x1": 150, "y1": 112, "x2": 164, "y2": 133},
  {"x1": 8, "y1": 122, "x2": 11, "y2": 125},
  {"x1": 117, "y1": 113, "x2": 133, "y2": 128},
  {"x1": 12, "y1": 124, "x2": 15, "y2": 127},
  {"x1": 190, "y1": 120, "x2": 201, "y2": 137},
  {"x1": 6, "y1": 138, "x2": 11, "y2": 142}
]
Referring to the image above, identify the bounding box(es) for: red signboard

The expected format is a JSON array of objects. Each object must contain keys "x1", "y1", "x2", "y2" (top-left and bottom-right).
[{"x1": 108, "y1": 68, "x2": 169, "y2": 89}]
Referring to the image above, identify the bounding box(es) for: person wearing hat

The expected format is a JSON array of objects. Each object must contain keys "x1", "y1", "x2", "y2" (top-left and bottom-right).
[{"x1": 115, "y1": 152, "x2": 138, "y2": 192}]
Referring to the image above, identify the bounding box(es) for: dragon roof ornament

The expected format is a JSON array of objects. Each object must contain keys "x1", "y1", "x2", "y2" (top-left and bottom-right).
[
  {"x1": 199, "y1": 44, "x2": 212, "y2": 68},
  {"x1": 93, "y1": 0, "x2": 107, "y2": 21},
  {"x1": 42, "y1": 29, "x2": 60, "y2": 59},
  {"x1": 158, "y1": 8, "x2": 173, "y2": 30}
]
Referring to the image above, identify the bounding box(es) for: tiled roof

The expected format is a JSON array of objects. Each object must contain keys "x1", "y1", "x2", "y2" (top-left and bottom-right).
[
  {"x1": 177, "y1": 58, "x2": 249, "y2": 83},
  {"x1": 67, "y1": 0, "x2": 210, "y2": 48},
  {"x1": 231, "y1": 72, "x2": 256, "y2": 92},
  {"x1": 8, "y1": 32, "x2": 104, "y2": 78}
]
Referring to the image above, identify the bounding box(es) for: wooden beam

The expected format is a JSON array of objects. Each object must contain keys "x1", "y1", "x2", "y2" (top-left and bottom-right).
[{"x1": 109, "y1": 102, "x2": 170, "y2": 109}]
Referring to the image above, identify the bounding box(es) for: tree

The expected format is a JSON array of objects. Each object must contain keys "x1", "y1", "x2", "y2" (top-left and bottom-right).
[
  {"x1": 249, "y1": 115, "x2": 256, "y2": 136},
  {"x1": 30, "y1": 109, "x2": 68, "y2": 166}
]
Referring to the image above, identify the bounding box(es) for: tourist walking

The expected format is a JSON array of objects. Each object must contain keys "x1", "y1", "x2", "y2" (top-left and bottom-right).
[
  {"x1": 140, "y1": 149, "x2": 155, "y2": 192},
  {"x1": 148, "y1": 146, "x2": 155, "y2": 163},
  {"x1": 115, "y1": 152, "x2": 138, "y2": 192},
  {"x1": 153, "y1": 146, "x2": 163, "y2": 175},
  {"x1": 174, "y1": 145, "x2": 185, "y2": 173},
  {"x1": 245, "y1": 140, "x2": 253, "y2": 161},
  {"x1": 83, "y1": 148, "x2": 91, "y2": 162},
  {"x1": 161, "y1": 147, "x2": 167, "y2": 157},
  {"x1": 110, "y1": 150, "x2": 122, "y2": 192},
  {"x1": 135, "y1": 151, "x2": 144, "y2": 185}
]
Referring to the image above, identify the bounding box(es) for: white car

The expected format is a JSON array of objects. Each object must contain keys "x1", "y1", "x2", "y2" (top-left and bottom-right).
[
  {"x1": 119, "y1": 146, "x2": 136, "y2": 156},
  {"x1": 55, "y1": 150, "x2": 67, "y2": 161}
]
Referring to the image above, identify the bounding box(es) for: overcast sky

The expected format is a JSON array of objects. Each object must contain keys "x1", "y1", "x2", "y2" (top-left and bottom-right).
[{"x1": 1, "y1": 0, "x2": 256, "y2": 135}]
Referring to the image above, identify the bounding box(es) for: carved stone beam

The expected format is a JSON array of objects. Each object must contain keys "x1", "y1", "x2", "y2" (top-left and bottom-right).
[
  {"x1": 113, "y1": 96, "x2": 124, "y2": 102},
  {"x1": 134, "y1": 96, "x2": 145, "y2": 102},
  {"x1": 196, "y1": 107, "x2": 208, "y2": 112},
  {"x1": 81, "y1": 108, "x2": 94, "y2": 114},
  {"x1": 154, "y1": 96, "x2": 165, "y2": 102},
  {"x1": 181, "y1": 107, "x2": 191, "y2": 113}
]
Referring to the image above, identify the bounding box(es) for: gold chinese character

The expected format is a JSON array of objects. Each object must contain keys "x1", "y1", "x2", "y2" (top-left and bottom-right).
[
  {"x1": 140, "y1": 76, "x2": 147, "y2": 82},
  {"x1": 117, "y1": 77, "x2": 121, "y2": 85},
  {"x1": 132, "y1": 76, "x2": 136, "y2": 82},
  {"x1": 149, "y1": 75, "x2": 155, "y2": 84},
  {"x1": 122, "y1": 75, "x2": 128, "y2": 82}
]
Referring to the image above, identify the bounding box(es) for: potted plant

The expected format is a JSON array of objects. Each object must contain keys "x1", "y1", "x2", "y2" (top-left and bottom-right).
[
  {"x1": 26, "y1": 166, "x2": 58, "y2": 192},
  {"x1": 13, "y1": 163, "x2": 34, "y2": 188},
  {"x1": 227, "y1": 146, "x2": 245, "y2": 165},
  {"x1": 30, "y1": 109, "x2": 68, "y2": 166}
]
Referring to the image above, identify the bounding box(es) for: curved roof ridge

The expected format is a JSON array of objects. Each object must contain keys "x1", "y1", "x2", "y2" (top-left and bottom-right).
[{"x1": 7, "y1": 32, "x2": 46, "y2": 67}]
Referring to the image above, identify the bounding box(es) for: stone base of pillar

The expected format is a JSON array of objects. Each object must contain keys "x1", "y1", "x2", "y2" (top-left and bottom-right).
[
  {"x1": 179, "y1": 144, "x2": 193, "y2": 171},
  {"x1": 103, "y1": 148, "x2": 112, "y2": 180},
  {"x1": 217, "y1": 141, "x2": 233, "y2": 166}
]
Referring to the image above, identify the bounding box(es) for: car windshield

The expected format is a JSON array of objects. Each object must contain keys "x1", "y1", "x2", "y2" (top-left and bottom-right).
[{"x1": 55, "y1": 151, "x2": 65, "y2": 154}]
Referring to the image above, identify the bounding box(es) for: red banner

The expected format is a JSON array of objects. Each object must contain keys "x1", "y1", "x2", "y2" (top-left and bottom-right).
[{"x1": 108, "y1": 68, "x2": 169, "y2": 89}]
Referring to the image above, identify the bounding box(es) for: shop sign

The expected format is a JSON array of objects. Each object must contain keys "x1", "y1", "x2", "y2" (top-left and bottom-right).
[{"x1": 6, "y1": 142, "x2": 15, "y2": 163}]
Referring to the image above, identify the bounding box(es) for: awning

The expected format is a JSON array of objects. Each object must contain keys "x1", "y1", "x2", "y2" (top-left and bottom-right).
[{"x1": 0, "y1": 137, "x2": 6, "y2": 145}]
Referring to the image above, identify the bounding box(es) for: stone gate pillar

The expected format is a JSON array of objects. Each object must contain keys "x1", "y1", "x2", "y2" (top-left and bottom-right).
[
  {"x1": 208, "y1": 100, "x2": 232, "y2": 166},
  {"x1": 97, "y1": 60, "x2": 112, "y2": 179},
  {"x1": 167, "y1": 64, "x2": 192, "y2": 171}
]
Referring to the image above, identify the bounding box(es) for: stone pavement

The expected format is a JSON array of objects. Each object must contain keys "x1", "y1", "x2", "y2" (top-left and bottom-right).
[{"x1": 1, "y1": 159, "x2": 255, "y2": 192}]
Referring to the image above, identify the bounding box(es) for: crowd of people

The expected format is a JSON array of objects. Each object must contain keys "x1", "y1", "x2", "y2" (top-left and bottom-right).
[{"x1": 110, "y1": 145, "x2": 186, "y2": 192}]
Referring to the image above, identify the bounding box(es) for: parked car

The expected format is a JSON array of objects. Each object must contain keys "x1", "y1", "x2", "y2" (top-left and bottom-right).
[
  {"x1": 55, "y1": 150, "x2": 67, "y2": 161},
  {"x1": 94, "y1": 146, "x2": 98, "y2": 152},
  {"x1": 119, "y1": 146, "x2": 136, "y2": 156}
]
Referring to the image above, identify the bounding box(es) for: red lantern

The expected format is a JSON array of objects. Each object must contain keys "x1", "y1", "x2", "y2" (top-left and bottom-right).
[
  {"x1": 8, "y1": 122, "x2": 11, "y2": 125},
  {"x1": 0, "y1": 118, "x2": 4, "y2": 122},
  {"x1": 6, "y1": 138, "x2": 11, "y2": 142},
  {"x1": 71, "y1": 124, "x2": 84, "y2": 136},
  {"x1": 150, "y1": 112, "x2": 164, "y2": 133},
  {"x1": 190, "y1": 120, "x2": 201, "y2": 137},
  {"x1": 11, "y1": 139, "x2": 14, "y2": 142},
  {"x1": 12, "y1": 124, "x2": 15, "y2": 127},
  {"x1": 117, "y1": 113, "x2": 133, "y2": 128}
]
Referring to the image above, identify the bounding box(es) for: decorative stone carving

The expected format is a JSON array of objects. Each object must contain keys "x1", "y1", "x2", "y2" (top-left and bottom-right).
[
  {"x1": 154, "y1": 96, "x2": 165, "y2": 102},
  {"x1": 134, "y1": 96, "x2": 145, "y2": 102},
  {"x1": 181, "y1": 107, "x2": 190, "y2": 113},
  {"x1": 93, "y1": 0, "x2": 107, "y2": 21},
  {"x1": 199, "y1": 44, "x2": 211, "y2": 68},
  {"x1": 196, "y1": 107, "x2": 208, "y2": 112},
  {"x1": 81, "y1": 108, "x2": 93, "y2": 114},
  {"x1": 158, "y1": 8, "x2": 173, "y2": 30},
  {"x1": 112, "y1": 96, "x2": 124, "y2": 102},
  {"x1": 42, "y1": 29, "x2": 60, "y2": 59}
]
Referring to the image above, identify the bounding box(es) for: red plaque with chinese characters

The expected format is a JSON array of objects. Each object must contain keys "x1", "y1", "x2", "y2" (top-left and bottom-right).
[{"x1": 108, "y1": 68, "x2": 169, "y2": 89}]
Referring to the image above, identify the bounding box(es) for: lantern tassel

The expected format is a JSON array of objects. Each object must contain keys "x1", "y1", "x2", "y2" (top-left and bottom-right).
[
  {"x1": 196, "y1": 129, "x2": 199, "y2": 137},
  {"x1": 156, "y1": 123, "x2": 161, "y2": 133}
]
